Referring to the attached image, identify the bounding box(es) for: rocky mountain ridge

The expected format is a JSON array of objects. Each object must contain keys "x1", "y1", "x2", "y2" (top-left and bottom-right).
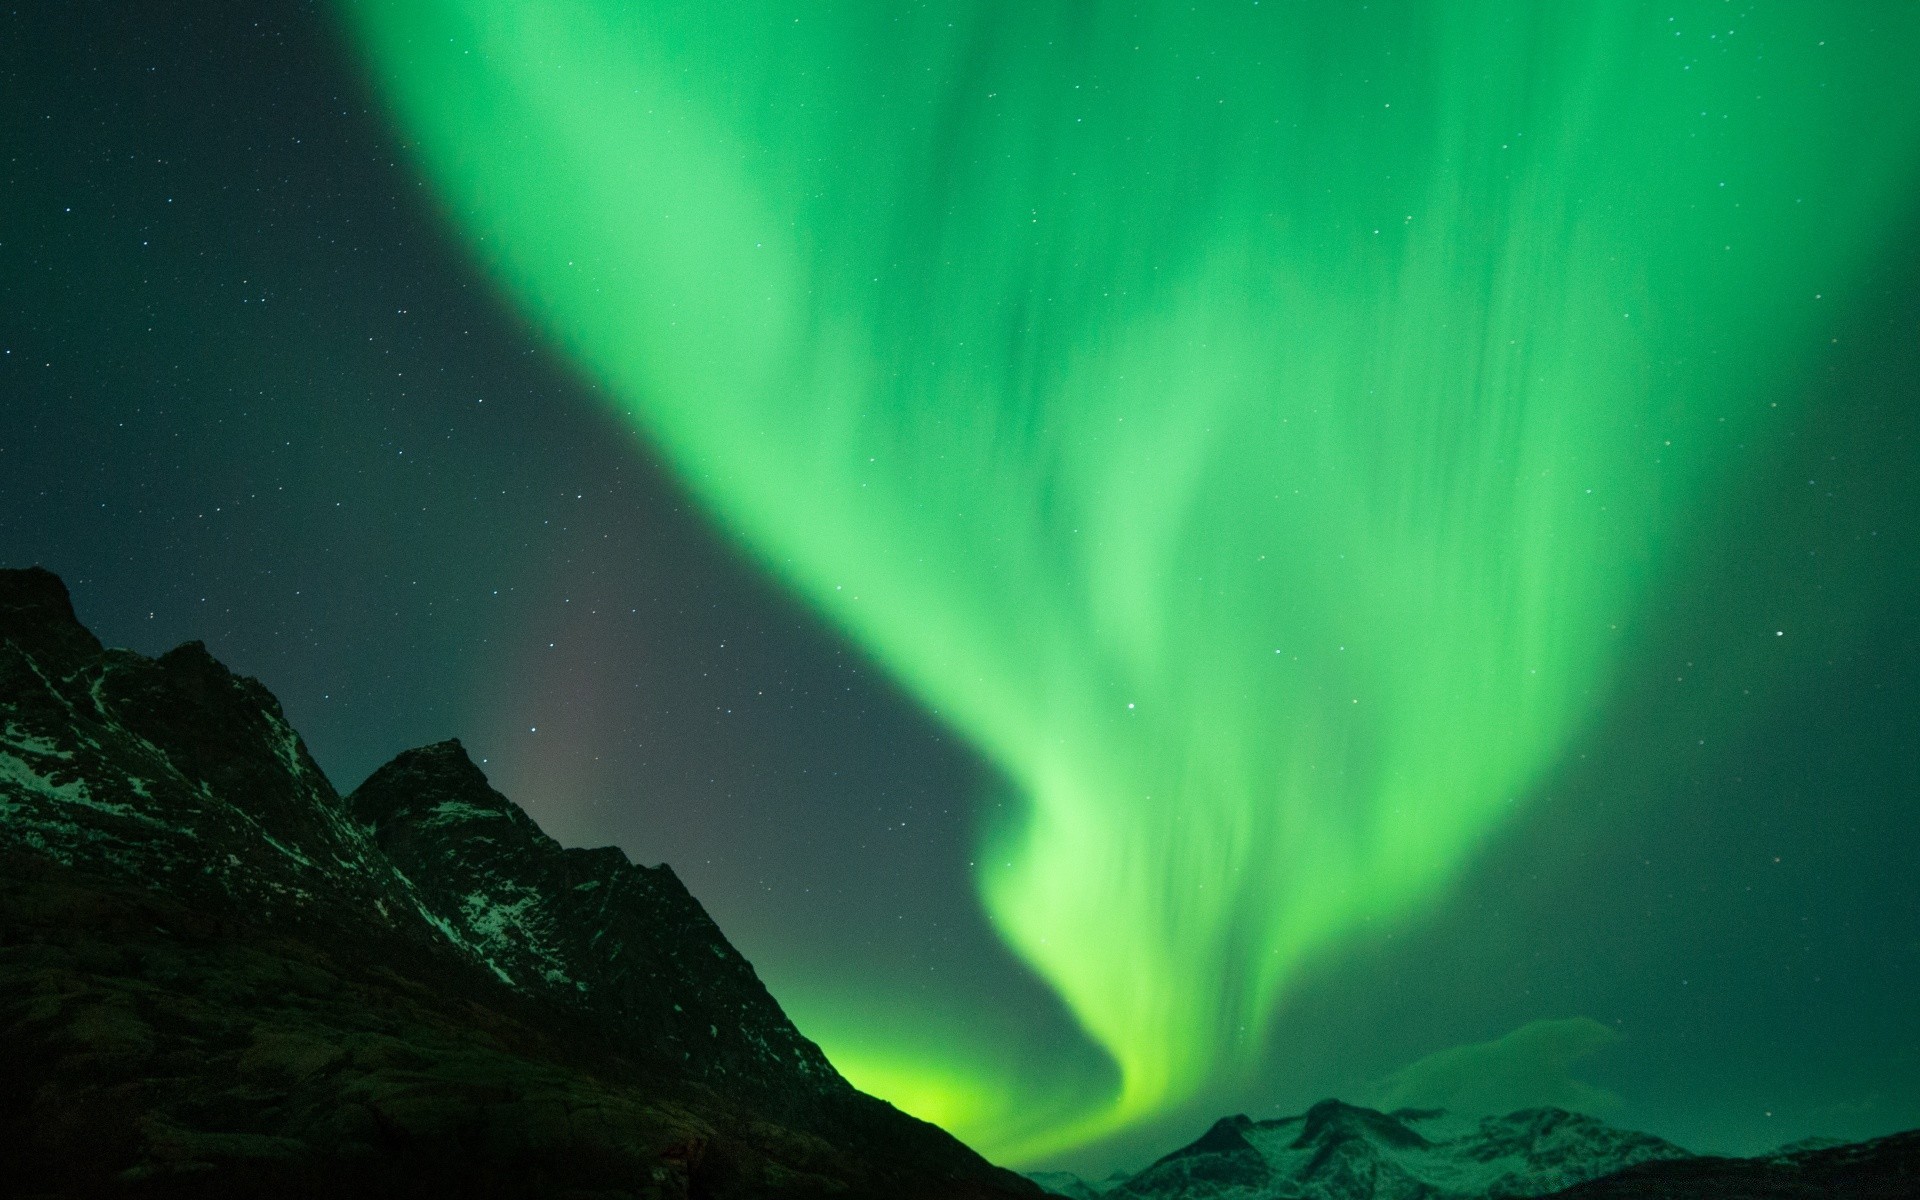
[
  {"x1": 0, "y1": 566, "x2": 1032, "y2": 1198},
  {"x1": 1031, "y1": 1099, "x2": 1919, "y2": 1200},
  {"x1": 347, "y1": 739, "x2": 842, "y2": 1105},
  {"x1": 8, "y1": 566, "x2": 1916, "y2": 1199}
]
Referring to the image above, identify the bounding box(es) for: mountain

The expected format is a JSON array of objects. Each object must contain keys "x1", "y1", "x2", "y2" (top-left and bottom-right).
[
  {"x1": 1543, "y1": 1129, "x2": 1920, "y2": 1199},
  {"x1": 1030, "y1": 1101, "x2": 1920, "y2": 1200},
  {"x1": 1058, "y1": 1102, "x2": 1688, "y2": 1200},
  {"x1": 346, "y1": 740, "x2": 843, "y2": 1106},
  {"x1": 0, "y1": 566, "x2": 1035, "y2": 1199},
  {"x1": 1028, "y1": 1169, "x2": 1135, "y2": 1199}
]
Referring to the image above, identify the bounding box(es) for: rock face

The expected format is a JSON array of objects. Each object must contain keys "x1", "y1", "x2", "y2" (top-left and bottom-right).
[
  {"x1": 346, "y1": 741, "x2": 841, "y2": 1106},
  {"x1": 0, "y1": 566, "x2": 1035, "y2": 1199},
  {"x1": 0, "y1": 570, "x2": 432, "y2": 949},
  {"x1": 1030, "y1": 1099, "x2": 1920, "y2": 1200}
]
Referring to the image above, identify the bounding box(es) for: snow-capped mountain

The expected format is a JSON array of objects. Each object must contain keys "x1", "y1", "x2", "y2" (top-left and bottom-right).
[
  {"x1": 1060, "y1": 1101, "x2": 1687, "y2": 1200},
  {"x1": 1033, "y1": 1099, "x2": 1920, "y2": 1200}
]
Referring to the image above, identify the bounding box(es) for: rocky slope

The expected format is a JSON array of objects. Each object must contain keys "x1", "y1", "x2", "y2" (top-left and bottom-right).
[
  {"x1": 1031, "y1": 1100, "x2": 1918, "y2": 1200},
  {"x1": 0, "y1": 566, "x2": 1034, "y2": 1199},
  {"x1": 1545, "y1": 1129, "x2": 1920, "y2": 1199},
  {"x1": 346, "y1": 740, "x2": 842, "y2": 1109},
  {"x1": 1085, "y1": 1102, "x2": 1687, "y2": 1200}
]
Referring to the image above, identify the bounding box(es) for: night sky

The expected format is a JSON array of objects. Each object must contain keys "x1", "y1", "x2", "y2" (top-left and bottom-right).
[{"x1": 4, "y1": 0, "x2": 1918, "y2": 1177}]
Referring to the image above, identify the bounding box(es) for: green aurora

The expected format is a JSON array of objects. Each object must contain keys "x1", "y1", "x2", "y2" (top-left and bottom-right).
[{"x1": 343, "y1": 1, "x2": 1920, "y2": 1162}]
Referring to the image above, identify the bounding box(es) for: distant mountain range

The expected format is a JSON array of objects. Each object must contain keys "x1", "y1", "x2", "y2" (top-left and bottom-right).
[
  {"x1": 1030, "y1": 1096, "x2": 1920, "y2": 1199},
  {"x1": 0, "y1": 566, "x2": 1033, "y2": 1198},
  {"x1": 5, "y1": 564, "x2": 1916, "y2": 1199}
]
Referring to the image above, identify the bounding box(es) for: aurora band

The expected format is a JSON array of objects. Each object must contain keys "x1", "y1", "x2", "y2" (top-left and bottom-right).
[{"x1": 343, "y1": 0, "x2": 1920, "y2": 1161}]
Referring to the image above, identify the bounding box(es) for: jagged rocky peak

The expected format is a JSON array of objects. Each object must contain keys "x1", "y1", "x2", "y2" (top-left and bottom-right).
[
  {"x1": 1057, "y1": 1099, "x2": 1697, "y2": 1200},
  {"x1": 3, "y1": 567, "x2": 1037, "y2": 1197},
  {"x1": 352, "y1": 737, "x2": 639, "y2": 891},
  {"x1": 0, "y1": 566, "x2": 403, "y2": 939},
  {"x1": 351, "y1": 737, "x2": 532, "y2": 832},
  {"x1": 1466, "y1": 1106, "x2": 1681, "y2": 1167},
  {"x1": 0, "y1": 565, "x2": 102, "y2": 670},
  {"x1": 1186, "y1": 1114, "x2": 1256, "y2": 1154},
  {"x1": 0, "y1": 564, "x2": 845, "y2": 1104},
  {"x1": 1291, "y1": 1098, "x2": 1431, "y2": 1151},
  {"x1": 345, "y1": 735, "x2": 846, "y2": 1099},
  {"x1": 0, "y1": 569, "x2": 334, "y2": 823},
  {"x1": 1117, "y1": 1113, "x2": 1272, "y2": 1198}
]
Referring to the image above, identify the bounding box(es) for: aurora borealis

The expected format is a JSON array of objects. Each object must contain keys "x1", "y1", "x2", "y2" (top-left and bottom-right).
[
  {"x1": 337, "y1": 0, "x2": 1920, "y2": 1159},
  {"x1": 6, "y1": 0, "x2": 1920, "y2": 1177}
]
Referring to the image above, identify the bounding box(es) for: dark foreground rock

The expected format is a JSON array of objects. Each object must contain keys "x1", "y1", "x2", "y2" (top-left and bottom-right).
[{"x1": 0, "y1": 567, "x2": 1034, "y2": 1199}]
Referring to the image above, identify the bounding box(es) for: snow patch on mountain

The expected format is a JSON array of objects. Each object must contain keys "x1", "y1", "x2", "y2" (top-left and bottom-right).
[{"x1": 1035, "y1": 1102, "x2": 1690, "y2": 1200}]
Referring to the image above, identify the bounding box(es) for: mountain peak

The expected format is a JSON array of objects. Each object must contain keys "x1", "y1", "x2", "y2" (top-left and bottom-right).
[
  {"x1": 1125, "y1": 1112, "x2": 1271, "y2": 1196},
  {"x1": 0, "y1": 563, "x2": 80, "y2": 620},
  {"x1": 1, "y1": 568, "x2": 1035, "y2": 1197},
  {"x1": 1072, "y1": 1099, "x2": 1693, "y2": 1200},
  {"x1": 1199, "y1": 1113, "x2": 1254, "y2": 1138},
  {"x1": 344, "y1": 722, "x2": 850, "y2": 1103},
  {"x1": 349, "y1": 736, "x2": 534, "y2": 837},
  {"x1": 0, "y1": 564, "x2": 102, "y2": 669},
  {"x1": 1294, "y1": 1097, "x2": 1429, "y2": 1150},
  {"x1": 1161, "y1": 1113, "x2": 1256, "y2": 1162},
  {"x1": 398, "y1": 735, "x2": 475, "y2": 766}
]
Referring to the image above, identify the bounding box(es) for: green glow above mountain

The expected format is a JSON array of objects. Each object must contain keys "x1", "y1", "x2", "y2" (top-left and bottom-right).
[{"x1": 343, "y1": 0, "x2": 1920, "y2": 1161}]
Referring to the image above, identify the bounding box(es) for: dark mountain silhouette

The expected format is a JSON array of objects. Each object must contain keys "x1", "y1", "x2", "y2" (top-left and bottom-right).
[
  {"x1": 0, "y1": 566, "x2": 1035, "y2": 1199},
  {"x1": 11, "y1": 565, "x2": 1916, "y2": 1199}
]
